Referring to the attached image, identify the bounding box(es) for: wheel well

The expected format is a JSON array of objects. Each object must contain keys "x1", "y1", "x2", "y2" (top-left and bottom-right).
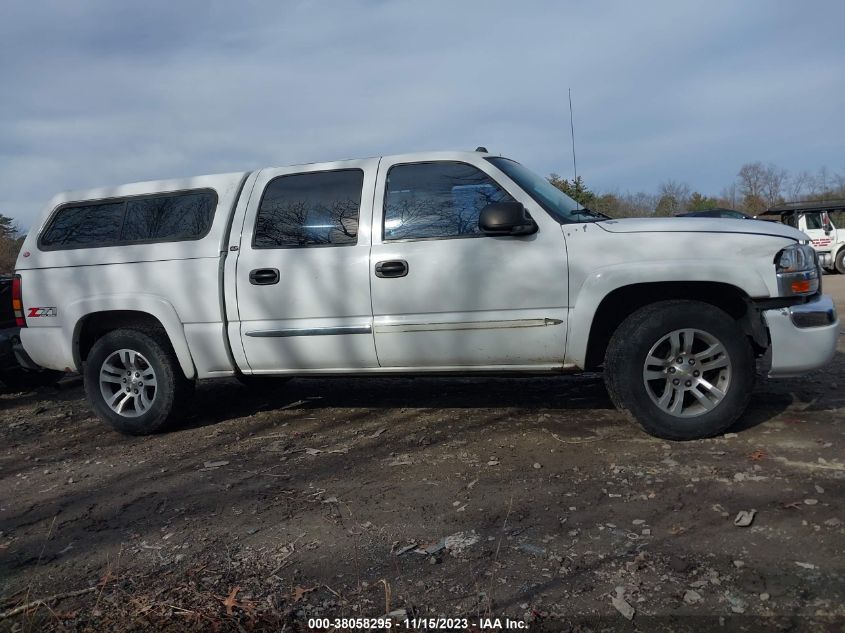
[
  {"x1": 74, "y1": 311, "x2": 166, "y2": 367},
  {"x1": 584, "y1": 282, "x2": 753, "y2": 370}
]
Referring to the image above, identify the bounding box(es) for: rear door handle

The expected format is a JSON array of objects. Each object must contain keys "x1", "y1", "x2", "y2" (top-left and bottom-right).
[
  {"x1": 374, "y1": 260, "x2": 408, "y2": 278},
  {"x1": 249, "y1": 268, "x2": 280, "y2": 285}
]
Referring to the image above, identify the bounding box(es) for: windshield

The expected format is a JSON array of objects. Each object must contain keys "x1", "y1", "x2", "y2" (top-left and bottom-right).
[{"x1": 486, "y1": 157, "x2": 600, "y2": 223}]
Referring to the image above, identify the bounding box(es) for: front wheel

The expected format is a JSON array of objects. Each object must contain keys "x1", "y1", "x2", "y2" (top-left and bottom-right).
[
  {"x1": 604, "y1": 300, "x2": 754, "y2": 440},
  {"x1": 835, "y1": 248, "x2": 845, "y2": 274},
  {"x1": 84, "y1": 328, "x2": 191, "y2": 435}
]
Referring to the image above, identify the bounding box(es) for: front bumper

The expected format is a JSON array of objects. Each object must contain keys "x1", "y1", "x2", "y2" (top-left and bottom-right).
[{"x1": 764, "y1": 294, "x2": 839, "y2": 377}]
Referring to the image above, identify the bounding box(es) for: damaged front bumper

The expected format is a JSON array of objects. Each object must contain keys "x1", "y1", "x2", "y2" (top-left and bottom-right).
[{"x1": 764, "y1": 294, "x2": 839, "y2": 377}]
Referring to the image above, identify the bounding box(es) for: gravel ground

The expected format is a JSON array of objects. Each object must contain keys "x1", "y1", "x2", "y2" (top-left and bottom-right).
[{"x1": 1, "y1": 279, "x2": 843, "y2": 632}]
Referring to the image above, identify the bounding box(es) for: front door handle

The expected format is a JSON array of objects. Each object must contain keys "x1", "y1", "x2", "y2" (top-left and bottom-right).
[
  {"x1": 249, "y1": 268, "x2": 280, "y2": 285},
  {"x1": 374, "y1": 260, "x2": 409, "y2": 278}
]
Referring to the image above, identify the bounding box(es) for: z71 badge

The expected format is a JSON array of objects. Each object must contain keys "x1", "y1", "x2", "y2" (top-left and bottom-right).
[{"x1": 27, "y1": 307, "x2": 57, "y2": 317}]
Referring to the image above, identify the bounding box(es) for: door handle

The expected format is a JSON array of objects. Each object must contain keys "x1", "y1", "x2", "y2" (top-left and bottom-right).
[
  {"x1": 249, "y1": 268, "x2": 280, "y2": 285},
  {"x1": 374, "y1": 260, "x2": 409, "y2": 278}
]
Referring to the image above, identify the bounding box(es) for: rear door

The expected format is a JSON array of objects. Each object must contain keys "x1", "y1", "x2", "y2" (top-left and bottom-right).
[
  {"x1": 368, "y1": 155, "x2": 569, "y2": 369},
  {"x1": 233, "y1": 160, "x2": 379, "y2": 373}
]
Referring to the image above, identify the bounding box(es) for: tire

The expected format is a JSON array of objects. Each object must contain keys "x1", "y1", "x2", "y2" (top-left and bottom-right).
[
  {"x1": 835, "y1": 248, "x2": 845, "y2": 275},
  {"x1": 0, "y1": 368, "x2": 63, "y2": 391},
  {"x1": 83, "y1": 328, "x2": 191, "y2": 435},
  {"x1": 604, "y1": 300, "x2": 754, "y2": 440}
]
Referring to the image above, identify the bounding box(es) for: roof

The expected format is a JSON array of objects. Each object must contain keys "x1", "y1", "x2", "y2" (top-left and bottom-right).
[
  {"x1": 45, "y1": 150, "x2": 497, "y2": 207},
  {"x1": 763, "y1": 199, "x2": 845, "y2": 215}
]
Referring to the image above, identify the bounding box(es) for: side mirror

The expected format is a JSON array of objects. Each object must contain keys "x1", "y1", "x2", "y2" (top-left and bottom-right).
[
  {"x1": 824, "y1": 223, "x2": 833, "y2": 234},
  {"x1": 478, "y1": 202, "x2": 538, "y2": 236}
]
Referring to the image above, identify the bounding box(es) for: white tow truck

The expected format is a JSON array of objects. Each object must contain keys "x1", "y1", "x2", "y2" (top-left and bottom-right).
[
  {"x1": 13, "y1": 150, "x2": 840, "y2": 440},
  {"x1": 763, "y1": 200, "x2": 845, "y2": 273}
]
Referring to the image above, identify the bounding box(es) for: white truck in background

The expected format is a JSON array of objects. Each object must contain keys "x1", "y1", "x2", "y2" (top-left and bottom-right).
[
  {"x1": 763, "y1": 200, "x2": 845, "y2": 274},
  {"x1": 13, "y1": 150, "x2": 839, "y2": 440}
]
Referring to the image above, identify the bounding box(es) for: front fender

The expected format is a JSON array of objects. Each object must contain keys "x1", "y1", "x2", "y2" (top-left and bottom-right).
[
  {"x1": 65, "y1": 294, "x2": 196, "y2": 379},
  {"x1": 566, "y1": 260, "x2": 772, "y2": 368}
]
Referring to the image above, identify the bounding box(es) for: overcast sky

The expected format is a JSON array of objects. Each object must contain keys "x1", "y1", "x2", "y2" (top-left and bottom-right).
[{"x1": 2, "y1": 0, "x2": 843, "y2": 228}]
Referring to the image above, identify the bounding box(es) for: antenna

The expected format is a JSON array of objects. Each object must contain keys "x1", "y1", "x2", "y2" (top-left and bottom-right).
[{"x1": 568, "y1": 88, "x2": 580, "y2": 210}]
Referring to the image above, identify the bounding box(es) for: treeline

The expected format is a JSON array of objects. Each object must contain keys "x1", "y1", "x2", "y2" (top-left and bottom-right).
[
  {"x1": 0, "y1": 215, "x2": 22, "y2": 274},
  {"x1": 549, "y1": 163, "x2": 845, "y2": 218}
]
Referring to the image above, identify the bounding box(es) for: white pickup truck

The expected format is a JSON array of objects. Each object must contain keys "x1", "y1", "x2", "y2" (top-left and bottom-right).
[{"x1": 14, "y1": 150, "x2": 839, "y2": 440}]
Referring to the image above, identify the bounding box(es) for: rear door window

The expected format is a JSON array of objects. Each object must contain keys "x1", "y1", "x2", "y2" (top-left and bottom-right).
[{"x1": 253, "y1": 169, "x2": 364, "y2": 248}]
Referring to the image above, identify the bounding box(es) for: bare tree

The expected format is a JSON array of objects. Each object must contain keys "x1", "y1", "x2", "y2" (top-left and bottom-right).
[
  {"x1": 604, "y1": 191, "x2": 657, "y2": 217},
  {"x1": 814, "y1": 166, "x2": 830, "y2": 196},
  {"x1": 737, "y1": 161, "x2": 787, "y2": 215},
  {"x1": 719, "y1": 183, "x2": 739, "y2": 209},
  {"x1": 832, "y1": 172, "x2": 845, "y2": 196},
  {"x1": 659, "y1": 180, "x2": 691, "y2": 208},
  {"x1": 737, "y1": 162, "x2": 767, "y2": 199},
  {"x1": 654, "y1": 180, "x2": 691, "y2": 215},
  {"x1": 798, "y1": 166, "x2": 845, "y2": 201},
  {"x1": 762, "y1": 164, "x2": 788, "y2": 208},
  {"x1": 788, "y1": 171, "x2": 812, "y2": 201}
]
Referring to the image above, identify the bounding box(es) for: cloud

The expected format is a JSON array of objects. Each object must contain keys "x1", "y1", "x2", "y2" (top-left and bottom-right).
[{"x1": 1, "y1": 0, "x2": 843, "y2": 227}]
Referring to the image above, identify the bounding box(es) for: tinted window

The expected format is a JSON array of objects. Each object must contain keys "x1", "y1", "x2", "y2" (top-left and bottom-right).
[
  {"x1": 805, "y1": 213, "x2": 823, "y2": 230},
  {"x1": 122, "y1": 192, "x2": 216, "y2": 241},
  {"x1": 254, "y1": 170, "x2": 363, "y2": 248},
  {"x1": 384, "y1": 162, "x2": 514, "y2": 240},
  {"x1": 40, "y1": 190, "x2": 217, "y2": 249},
  {"x1": 40, "y1": 202, "x2": 125, "y2": 247}
]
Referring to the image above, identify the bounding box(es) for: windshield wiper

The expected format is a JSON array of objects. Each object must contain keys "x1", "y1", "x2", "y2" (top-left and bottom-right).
[{"x1": 570, "y1": 207, "x2": 610, "y2": 221}]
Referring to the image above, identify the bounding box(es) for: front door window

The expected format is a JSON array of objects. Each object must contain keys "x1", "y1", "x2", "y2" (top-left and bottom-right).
[{"x1": 383, "y1": 162, "x2": 514, "y2": 241}]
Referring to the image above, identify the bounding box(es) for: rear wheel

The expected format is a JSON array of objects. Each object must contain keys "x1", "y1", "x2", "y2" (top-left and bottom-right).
[
  {"x1": 604, "y1": 300, "x2": 754, "y2": 440},
  {"x1": 84, "y1": 328, "x2": 191, "y2": 435}
]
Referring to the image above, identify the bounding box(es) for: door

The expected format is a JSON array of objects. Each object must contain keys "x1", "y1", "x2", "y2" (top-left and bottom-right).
[
  {"x1": 369, "y1": 155, "x2": 569, "y2": 369},
  {"x1": 802, "y1": 212, "x2": 833, "y2": 251},
  {"x1": 233, "y1": 160, "x2": 380, "y2": 372}
]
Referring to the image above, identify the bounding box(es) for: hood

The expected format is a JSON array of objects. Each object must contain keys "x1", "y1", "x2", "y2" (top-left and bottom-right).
[{"x1": 598, "y1": 217, "x2": 806, "y2": 242}]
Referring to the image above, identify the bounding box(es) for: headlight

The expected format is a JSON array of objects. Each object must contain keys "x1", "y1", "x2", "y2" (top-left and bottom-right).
[
  {"x1": 775, "y1": 243, "x2": 816, "y2": 273},
  {"x1": 775, "y1": 244, "x2": 819, "y2": 296}
]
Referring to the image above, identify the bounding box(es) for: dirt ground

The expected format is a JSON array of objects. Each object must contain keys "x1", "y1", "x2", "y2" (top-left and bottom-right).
[{"x1": 1, "y1": 280, "x2": 844, "y2": 633}]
